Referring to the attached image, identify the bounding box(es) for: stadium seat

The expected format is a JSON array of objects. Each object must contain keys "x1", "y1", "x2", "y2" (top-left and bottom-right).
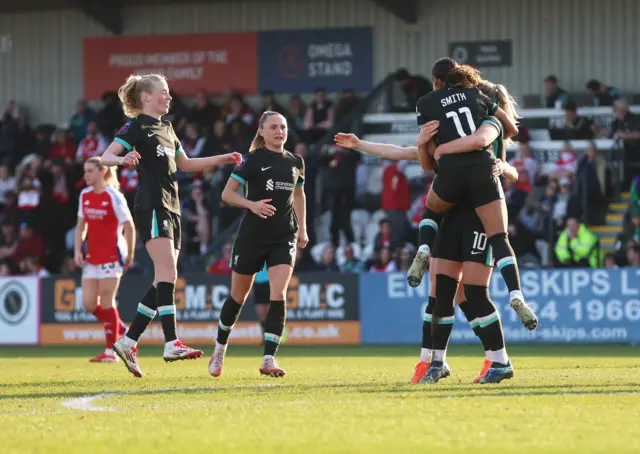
[
  {"x1": 364, "y1": 222, "x2": 379, "y2": 246},
  {"x1": 365, "y1": 165, "x2": 384, "y2": 195},
  {"x1": 350, "y1": 209, "x2": 370, "y2": 244},
  {"x1": 522, "y1": 94, "x2": 543, "y2": 108},
  {"x1": 371, "y1": 209, "x2": 387, "y2": 225},
  {"x1": 404, "y1": 163, "x2": 425, "y2": 182},
  {"x1": 361, "y1": 243, "x2": 375, "y2": 261}
]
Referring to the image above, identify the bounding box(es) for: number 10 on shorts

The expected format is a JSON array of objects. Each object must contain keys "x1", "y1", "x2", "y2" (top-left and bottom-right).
[{"x1": 473, "y1": 231, "x2": 487, "y2": 251}]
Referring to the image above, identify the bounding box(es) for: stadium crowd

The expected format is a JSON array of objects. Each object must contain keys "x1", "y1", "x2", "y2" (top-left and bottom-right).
[{"x1": 0, "y1": 72, "x2": 638, "y2": 278}]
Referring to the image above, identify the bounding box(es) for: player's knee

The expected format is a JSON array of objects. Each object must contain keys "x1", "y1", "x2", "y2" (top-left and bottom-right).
[
  {"x1": 434, "y1": 274, "x2": 458, "y2": 314},
  {"x1": 269, "y1": 287, "x2": 287, "y2": 301},
  {"x1": 83, "y1": 295, "x2": 99, "y2": 312},
  {"x1": 463, "y1": 284, "x2": 490, "y2": 303},
  {"x1": 155, "y1": 265, "x2": 177, "y2": 284}
]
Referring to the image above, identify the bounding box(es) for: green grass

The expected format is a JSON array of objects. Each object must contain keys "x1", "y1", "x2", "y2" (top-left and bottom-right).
[{"x1": 1, "y1": 345, "x2": 639, "y2": 454}]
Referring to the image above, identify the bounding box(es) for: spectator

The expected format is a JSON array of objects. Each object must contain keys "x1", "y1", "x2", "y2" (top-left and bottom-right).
[
  {"x1": 16, "y1": 175, "x2": 40, "y2": 224},
  {"x1": 184, "y1": 182, "x2": 211, "y2": 256},
  {"x1": 224, "y1": 93, "x2": 256, "y2": 141},
  {"x1": 625, "y1": 243, "x2": 640, "y2": 267},
  {"x1": 260, "y1": 90, "x2": 287, "y2": 116},
  {"x1": 373, "y1": 219, "x2": 400, "y2": 252},
  {"x1": 0, "y1": 105, "x2": 21, "y2": 164},
  {"x1": 562, "y1": 102, "x2": 595, "y2": 140},
  {"x1": 631, "y1": 176, "x2": 640, "y2": 213},
  {"x1": 334, "y1": 89, "x2": 360, "y2": 123},
  {"x1": 341, "y1": 244, "x2": 364, "y2": 272},
  {"x1": 59, "y1": 251, "x2": 81, "y2": 276},
  {"x1": 0, "y1": 220, "x2": 18, "y2": 261},
  {"x1": 586, "y1": 79, "x2": 619, "y2": 107},
  {"x1": 32, "y1": 129, "x2": 52, "y2": 158},
  {"x1": 395, "y1": 245, "x2": 414, "y2": 271},
  {"x1": 69, "y1": 100, "x2": 94, "y2": 143},
  {"x1": 76, "y1": 120, "x2": 108, "y2": 162},
  {"x1": 604, "y1": 253, "x2": 618, "y2": 269},
  {"x1": 19, "y1": 255, "x2": 49, "y2": 277},
  {"x1": 0, "y1": 163, "x2": 16, "y2": 207},
  {"x1": 610, "y1": 99, "x2": 640, "y2": 189},
  {"x1": 119, "y1": 167, "x2": 138, "y2": 211},
  {"x1": 504, "y1": 179, "x2": 527, "y2": 220},
  {"x1": 49, "y1": 128, "x2": 76, "y2": 165},
  {"x1": 369, "y1": 246, "x2": 397, "y2": 272},
  {"x1": 1, "y1": 191, "x2": 18, "y2": 226},
  {"x1": 288, "y1": 95, "x2": 307, "y2": 134},
  {"x1": 381, "y1": 161, "x2": 411, "y2": 240},
  {"x1": 0, "y1": 261, "x2": 11, "y2": 276},
  {"x1": 317, "y1": 246, "x2": 340, "y2": 272},
  {"x1": 613, "y1": 207, "x2": 640, "y2": 265},
  {"x1": 304, "y1": 88, "x2": 334, "y2": 143},
  {"x1": 552, "y1": 177, "x2": 581, "y2": 231},
  {"x1": 207, "y1": 242, "x2": 233, "y2": 275},
  {"x1": 187, "y1": 90, "x2": 219, "y2": 132},
  {"x1": 182, "y1": 123, "x2": 207, "y2": 158},
  {"x1": 393, "y1": 68, "x2": 432, "y2": 112},
  {"x1": 552, "y1": 142, "x2": 578, "y2": 179},
  {"x1": 95, "y1": 91, "x2": 125, "y2": 139},
  {"x1": 12, "y1": 222, "x2": 45, "y2": 268},
  {"x1": 509, "y1": 142, "x2": 538, "y2": 193},
  {"x1": 544, "y1": 75, "x2": 572, "y2": 109},
  {"x1": 321, "y1": 145, "x2": 360, "y2": 247},
  {"x1": 575, "y1": 142, "x2": 606, "y2": 224},
  {"x1": 554, "y1": 216, "x2": 600, "y2": 268}
]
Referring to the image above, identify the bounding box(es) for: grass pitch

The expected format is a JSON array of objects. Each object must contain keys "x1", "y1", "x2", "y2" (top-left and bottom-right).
[{"x1": 1, "y1": 345, "x2": 639, "y2": 454}]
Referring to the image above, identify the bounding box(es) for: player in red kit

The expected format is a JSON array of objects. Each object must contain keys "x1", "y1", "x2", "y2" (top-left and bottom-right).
[{"x1": 74, "y1": 157, "x2": 135, "y2": 363}]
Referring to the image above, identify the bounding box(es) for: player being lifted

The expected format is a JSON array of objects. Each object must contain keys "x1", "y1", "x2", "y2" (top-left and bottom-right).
[{"x1": 101, "y1": 73, "x2": 242, "y2": 378}]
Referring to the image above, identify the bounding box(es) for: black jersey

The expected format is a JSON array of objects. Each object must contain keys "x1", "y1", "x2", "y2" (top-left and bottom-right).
[
  {"x1": 114, "y1": 114, "x2": 182, "y2": 214},
  {"x1": 416, "y1": 87, "x2": 498, "y2": 169},
  {"x1": 231, "y1": 147, "x2": 305, "y2": 240}
]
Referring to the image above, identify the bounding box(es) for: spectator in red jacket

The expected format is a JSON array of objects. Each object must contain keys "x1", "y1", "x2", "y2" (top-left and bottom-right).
[
  {"x1": 381, "y1": 161, "x2": 411, "y2": 240},
  {"x1": 12, "y1": 222, "x2": 45, "y2": 267},
  {"x1": 49, "y1": 129, "x2": 76, "y2": 165},
  {"x1": 207, "y1": 242, "x2": 233, "y2": 275}
]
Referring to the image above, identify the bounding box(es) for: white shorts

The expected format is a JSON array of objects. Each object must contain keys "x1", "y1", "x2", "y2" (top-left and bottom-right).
[{"x1": 82, "y1": 261, "x2": 124, "y2": 280}]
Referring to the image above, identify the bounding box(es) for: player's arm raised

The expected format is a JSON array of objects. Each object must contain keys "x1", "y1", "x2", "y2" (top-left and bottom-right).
[
  {"x1": 175, "y1": 150, "x2": 243, "y2": 173},
  {"x1": 334, "y1": 132, "x2": 426, "y2": 161},
  {"x1": 101, "y1": 142, "x2": 140, "y2": 167}
]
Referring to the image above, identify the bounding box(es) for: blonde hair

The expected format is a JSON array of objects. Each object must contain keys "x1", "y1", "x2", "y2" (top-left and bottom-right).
[
  {"x1": 86, "y1": 157, "x2": 120, "y2": 191},
  {"x1": 477, "y1": 79, "x2": 519, "y2": 147},
  {"x1": 249, "y1": 111, "x2": 284, "y2": 151},
  {"x1": 118, "y1": 73, "x2": 166, "y2": 118}
]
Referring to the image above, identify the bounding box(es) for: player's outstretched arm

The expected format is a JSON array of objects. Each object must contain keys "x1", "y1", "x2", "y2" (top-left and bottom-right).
[
  {"x1": 175, "y1": 152, "x2": 243, "y2": 173},
  {"x1": 434, "y1": 122, "x2": 501, "y2": 160},
  {"x1": 335, "y1": 132, "x2": 418, "y2": 161}
]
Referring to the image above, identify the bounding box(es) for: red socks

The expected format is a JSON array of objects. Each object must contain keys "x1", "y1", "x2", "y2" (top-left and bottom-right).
[{"x1": 92, "y1": 304, "x2": 121, "y2": 348}]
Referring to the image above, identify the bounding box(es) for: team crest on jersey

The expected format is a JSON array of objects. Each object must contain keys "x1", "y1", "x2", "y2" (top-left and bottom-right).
[
  {"x1": 235, "y1": 155, "x2": 248, "y2": 170},
  {"x1": 118, "y1": 121, "x2": 132, "y2": 135}
]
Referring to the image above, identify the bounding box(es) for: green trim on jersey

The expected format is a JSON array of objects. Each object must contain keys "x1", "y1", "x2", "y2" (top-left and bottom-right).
[
  {"x1": 231, "y1": 174, "x2": 247, "y2": 186},
  {"x1": 176, "y1": 147, "x2": 183, "y2": 156},
  {"x1": 114, "y1": 137, "x2": 132, "y2": 151},
  {"x1": 151, "y1": 210, "x2": 160, "y2": 238}
]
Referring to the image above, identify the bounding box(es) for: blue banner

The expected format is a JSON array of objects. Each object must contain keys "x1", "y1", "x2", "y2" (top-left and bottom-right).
[
  {"x1": 257, "y1": 27, "x2": 373, "y2": 93},
  {"x1": 360, "y1": 269, "x2": 640, "y2": 344}
]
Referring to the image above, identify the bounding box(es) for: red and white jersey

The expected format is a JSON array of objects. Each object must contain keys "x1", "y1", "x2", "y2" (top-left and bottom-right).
[
  {"x1": 77, "y1": 185, "x2": 132, "y2": 265},
  {"x1": 76, "y1": 134, "x2": 108, "y2": 161}
]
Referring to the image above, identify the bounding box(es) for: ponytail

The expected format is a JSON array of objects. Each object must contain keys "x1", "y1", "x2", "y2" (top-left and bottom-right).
[
  {"x1": 477, "y1": 80, "x2": 519, "y2": 147},
  {"x1": 249, "y1": 111, "x2": 283, "y2": 151},
  {"x1": 118, "y1": 73, "x2": 166, "y2": 118},
  {"x1": 86, "y1": 157, "x2": 121, "y2": 191}
]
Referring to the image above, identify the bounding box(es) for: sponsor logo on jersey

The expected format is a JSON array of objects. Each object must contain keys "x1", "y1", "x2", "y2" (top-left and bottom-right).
[
  {"x1": 292, "y1": 167, "x2": 297, "y2": 177},
  {"x1": 266, "y1": 178, "x2": 295, "y2": 192},
  {"x1": 156, "y1": 144, "x2": 176, "y2": 158}
]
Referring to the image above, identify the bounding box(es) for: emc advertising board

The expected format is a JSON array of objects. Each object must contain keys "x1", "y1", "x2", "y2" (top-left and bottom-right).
[
  {"x1": 258, "y1": 27, "x2": 373, "y2": 93},
  {"x1": 39, "y1": 272, "x2": 359, "y2": 345}
]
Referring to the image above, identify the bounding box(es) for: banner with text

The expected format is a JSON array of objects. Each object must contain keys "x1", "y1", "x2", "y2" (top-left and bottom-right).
[
  {"x1": 0, "y1": 277, "x2": 39, "y2": 345},
  {"x1": 360, "y1": 269, "x2": 640, "y2": 344},
  {"x1": 40, "y1": 272, "x2": 359, "y2": 345},
  {"x1": 83, "y1": 33, "x2": 258, "y2": 99},
  {"x1": 258, "y1": 27, "x2": 373, "y2": 93}
]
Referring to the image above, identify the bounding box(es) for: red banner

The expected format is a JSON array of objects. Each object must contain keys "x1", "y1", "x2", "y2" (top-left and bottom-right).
[{"x1": 83, "y1": 33, "x2": 258, "y2": 100}]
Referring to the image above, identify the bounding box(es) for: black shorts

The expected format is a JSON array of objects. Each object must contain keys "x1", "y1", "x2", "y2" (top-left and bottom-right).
[
  {"x1": 135, "y1": 207, "x2": 182, "y2": 250},
  {"x1": 432, "y1": 160, "x2": 504, "y2": 208},
  {"x1": 231, "y1": 235, "x2": 296, "y2": 275},
  {"x1": 433, "y1": 206, "x2": 493, "y2": 266},
  {"x1": 253, "y1": 282, "x2": 270, "y2": 304}
]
